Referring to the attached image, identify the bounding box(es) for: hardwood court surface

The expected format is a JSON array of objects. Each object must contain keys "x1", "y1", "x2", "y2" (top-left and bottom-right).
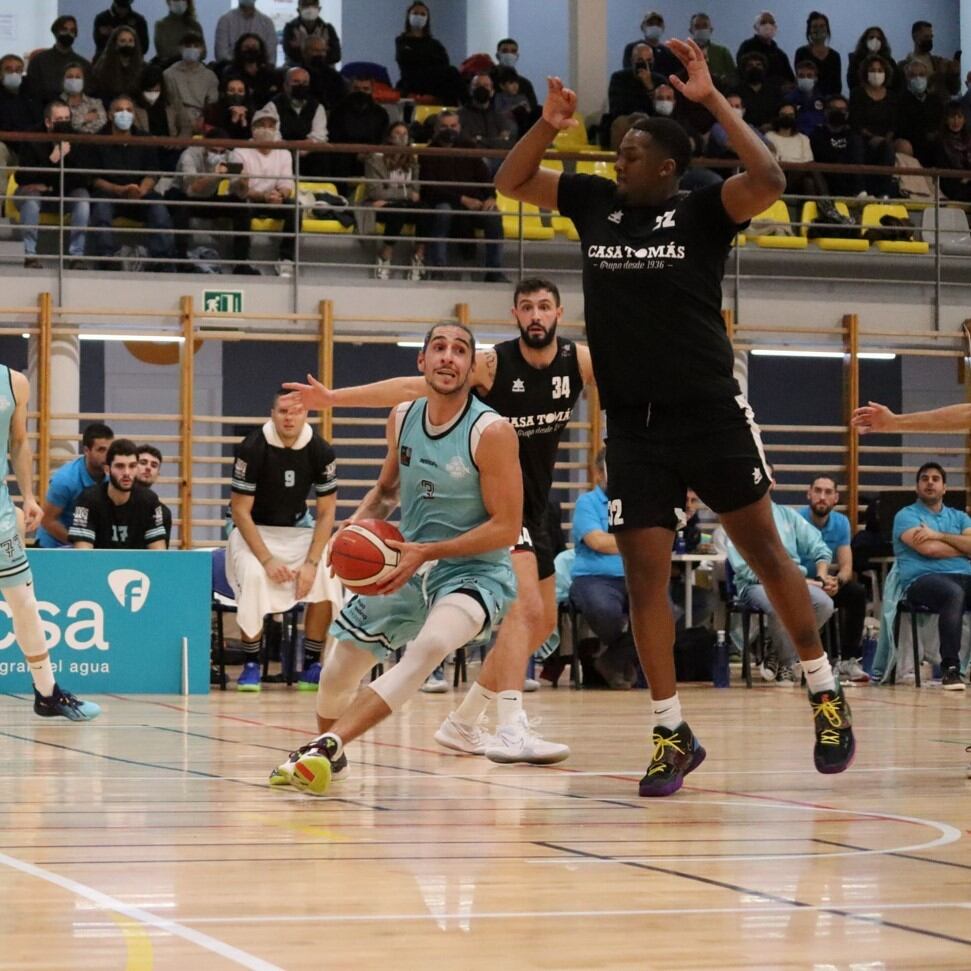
[{"x1": 1, "y1": 679, "x2": 969, "y2": 970}]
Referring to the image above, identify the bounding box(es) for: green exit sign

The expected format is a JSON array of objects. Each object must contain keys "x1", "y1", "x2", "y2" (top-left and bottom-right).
[{"x1": 203, "y1": 290, "x2": 243, "y2": 314}]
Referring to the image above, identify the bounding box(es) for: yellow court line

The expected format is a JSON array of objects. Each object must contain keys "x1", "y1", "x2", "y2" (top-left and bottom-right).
[{"x1": 109, "y1": 912, "x2": 154, "y2": 971}]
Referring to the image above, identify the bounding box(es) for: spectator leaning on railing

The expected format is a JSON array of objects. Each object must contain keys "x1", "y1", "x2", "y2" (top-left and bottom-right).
[{"x1": 26, "y1": 16, "x2": 91, "y2": 106}]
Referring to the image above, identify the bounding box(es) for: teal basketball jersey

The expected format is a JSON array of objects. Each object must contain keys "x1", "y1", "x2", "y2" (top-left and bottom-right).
[{"x1": 0, "y1": 365, "x2": 18, "y2": 537}]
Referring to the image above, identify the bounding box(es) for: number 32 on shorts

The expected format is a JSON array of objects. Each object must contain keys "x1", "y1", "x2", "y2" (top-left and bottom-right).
[{"x1": 608, "y1": 498, "x2": 624, "y2": 526}]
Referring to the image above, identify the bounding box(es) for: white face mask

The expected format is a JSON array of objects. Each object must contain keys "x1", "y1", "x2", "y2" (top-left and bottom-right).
[
  {"x1": 301, "y1": 6, "x2": 320, "y2": 22},
  {"x1": 797, "y1": 76, "x2": 815, "y2": 92},
  {"x1": 642, "y1": 25, "x2": 663, "y2": 43},
  {"x1": 63, "y1": 76, "x2": 84, "y2": 95},
  {"x1": 2, "y1": 72, "x2": 22, "y2": 92},
  {"x1": 757, "y1": 23, "x2": 776, "y2": 40},
  {"x1": 866, "y1": 37, "x2": 882, "y2": 53},
  {"x1": 252, "y1": 126, "x2": 276, "y2": 142},
  {"x1": 867, "y1": 71, "x2": 885, "y2": 87},
  {"x1": 142, "y1": 90, "x2": 160, "y2": 105},
  {"x1": 181, "y1": 47, "x2": 202, "y2": 63},
  {"x1": 169, "y1": 0, "x2": 188, "y2": 15},
  {"x1": 732, "y1": 106, "x2": 745, "y2": 118},
  {"x1": 497, "y1": 52, "x2": 518, "y2": 68},
  {"x1": 113, "y1": 109, "x2": 134, "y2": 130},
  {"x1": 206, "y1": 151, "x2": 226, "y2": 167},
  {"x1": 408, "y1": 13, "x2": 427, "y2": 29},
  {"x1": 654, "y1": 99, "x2": 674, "y2": 116},
  {"x1": 691, "y1": 28, "x2": 712, "y2": 44}
]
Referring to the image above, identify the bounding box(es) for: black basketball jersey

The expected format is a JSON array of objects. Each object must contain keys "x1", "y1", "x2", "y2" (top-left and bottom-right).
[{"x1": 476, "y1": 337, "x2": 583, "y2": 522}]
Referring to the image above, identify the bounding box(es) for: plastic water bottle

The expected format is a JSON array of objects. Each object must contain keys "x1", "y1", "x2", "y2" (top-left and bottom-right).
[
  {"x1": 861, "y1": 621, "x2": 878, "y2": 676},
  {"x1": 675, "y1": 530, "x2": 687, "y2": 554},
  {"x1": 712, "y1": 629, "x2": 730, "y2": 687}
]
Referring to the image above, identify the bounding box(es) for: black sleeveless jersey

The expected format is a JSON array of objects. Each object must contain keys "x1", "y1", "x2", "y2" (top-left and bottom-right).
[{"x1": 476, "y1": 337, "x2": 583, "y2": 522}]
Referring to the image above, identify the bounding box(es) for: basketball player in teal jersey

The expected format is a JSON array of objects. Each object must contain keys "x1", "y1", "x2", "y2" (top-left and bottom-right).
[
  {"x1": 0, "y1": 365, "x2": 99, "y2": 719},
  {"x1": 270, "y1": 323, "x2": 521, "y2": 795}
]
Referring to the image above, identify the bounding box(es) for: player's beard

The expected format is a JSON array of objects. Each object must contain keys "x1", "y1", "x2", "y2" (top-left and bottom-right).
[
  {"x1": 518, "y1": 320, "x2": 557, "y2": 349},
  {"x1": 109, "y1": 472, "x2": 133, "y2": 493}
]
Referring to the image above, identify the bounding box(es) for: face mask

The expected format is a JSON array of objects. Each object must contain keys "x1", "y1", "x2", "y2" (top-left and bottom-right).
[
  {"x1": 117, "y1": 46, "x2": 135, "y2": 57},
  {"x1": 642, "y1": 25, "x2": 663, "y2": 43},
  {"x1": 63, "y1": 77, "x2": 84, "y2": 94},
  {"x1": 797, "y1": 76, "x2": 815, "y2": 92},
  {"x1": 226, "y1": 92, "x2": 245, "y2": 105},
  {"x1": 181, "y1": 47, "x2": 202, "y2": 63},
  {"x1": 408, "y1": 13, "x2": 427, "y2": 30},
  {"x1": 757, "y1": 23, "x2": 776, "y2": 40},
  {"x1": 691, "y1": 28, "x2": 711, "y2": 44},
  {"x1": 744, "y1": 66, "x2": 764, "y2": 83},
  {"x1": 435, "y1": 127, "x2": 458, "y2": 145},
  {"x1": 349, "y1": 90, "x2": 371, "y2": 106},
  {"x1": 252, "y1": 126, "x2": 276, "y2": 142},
  {"x1": 909, "y1": 76, "x2": 928, "y2": 95},
  {"x1": 2, "y1": 72, "x2": 22, "y2": 92},
  {"x1": 810, "y1": 28, "x2": 828, "y2": 43},
  {"x1": 289, "y1": 84, "x2": 309, "y2": 102},
  {"x1": 142, "y1": 90, "x2": 160, "y2": 105},
  {"x1": 633, "y1": 59, "x2": 650, "y2": 73},
  {"x1": 51, "y1": 120, "x2": 73, "y2": 134},
  {"x1": 827, "y1": 109, "x2": 847, "y2": 127},
  {"x1": 207, "y1": 151, "x2": 226, "y2": 167},
  {"x1": 301, "y1": 6, "x2": 320, "y2": 22},
  {"x1": 169, "y1": 0, "x2": 188, "y2": 14},
  {"x1": 732, "y1": 106, "x2": 745, "y2": 118},
  {"x1": 866, "y1": 37, "x2": 881, "y2": 53},
  {"x1": 309, "y1": 55, "x2": 326, "y2": 68},
  {"x1": 241, "y1": 49, "x2": 261, "y2": 63},
  {"x1": 654, "y1": 99, "x2": 674, "y2": 116},
  {"x1": 917, "y1": 38, "x2": 933, "y2": 54},
  {"x1": 867, "y1": 71, "x2": 885, "y2": 87},
  {"x1": 497, "y1": 52, "x2": 518, "y2": 68},
  {"x1": 113, "y1": 109, "x2": 134, "y2": 130},
  {"x1": 472, "y1": 86, "x2": 490, "y2": 104},
  {"x1": 389, "y1": 133, "x2": 409, "y2": 146},
  {"x1": 56, "y1": 32, "x2": 76, "y2": 47},
  {"x1": 777, "y1": 114, "x2": 795, "y2": 128}
]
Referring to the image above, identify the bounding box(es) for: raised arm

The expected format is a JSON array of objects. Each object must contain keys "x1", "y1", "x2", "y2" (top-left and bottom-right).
[
  {"x1": 853, "y1": 401, "x2": 971, "y2": 434},
  {"x1": 666, "y1": 38, "x2": 785, "y2": 222},
  {"x1": 281, "y1": 373, "x2": 427, "y2": 412}
]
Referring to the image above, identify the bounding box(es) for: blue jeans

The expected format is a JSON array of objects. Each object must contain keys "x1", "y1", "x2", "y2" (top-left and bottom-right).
[
  {"x1": 906, "y1": 572, "x2": 971, "y2": 667},
  {"x1": 570, "y1": 575, "x2": 629, "y2": 646},
  {"x1": 19, "y1": 187, "x2": 90, "y2": 257},
  {"x1": 738, "y1": 582, "x2": 834, "y2": 666},
  {"x1": 426, "y1": 201, "x2": 502, "y2": 270},
  {"x1": 91, "y1": 192, "x2": 175, "y2": 258}
]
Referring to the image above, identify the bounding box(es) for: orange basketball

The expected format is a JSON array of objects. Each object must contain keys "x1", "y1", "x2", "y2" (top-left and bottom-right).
[{"x1": 330, "y1": 519, "x2": 403, "y2": 596}]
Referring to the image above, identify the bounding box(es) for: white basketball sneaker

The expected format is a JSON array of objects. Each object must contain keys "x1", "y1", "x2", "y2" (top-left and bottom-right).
[
  {"x1": 434, "y1": 713, "x2": 494, "y2": 755},
  {"x1": 485, "y1": 711, "x2": 570, "y2": 765}
]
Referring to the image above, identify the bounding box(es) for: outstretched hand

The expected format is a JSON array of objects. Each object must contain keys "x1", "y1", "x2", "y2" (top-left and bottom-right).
[
  {"x1": 851, "y1": 401, "x2": 897, "y2": 434},
  {"x1": 542, "y1": 77, "x2": 579, "y2": 131},
  {"x1": 665, "y1": 38, "x2": 716, "y2": 104},
  {"x1": 280, "y1": 373, "x2": 336, "y2": 412}
]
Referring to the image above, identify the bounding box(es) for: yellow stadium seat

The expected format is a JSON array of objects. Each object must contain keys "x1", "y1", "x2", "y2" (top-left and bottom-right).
[
  {"x1": 860, "y1": 203, "x2": 929, "y2": 254},
  {"x1": 540, "y1": 158, "x2": 564, "y2": 174},
  {"x1": 750, "y1": 200, "x2": 807, "y2": 249},
  {"x1": 6, "y1": 174, "x2": 67, "y2": 226},
  {"x1": 299, "y1": 181, "x2": 355, "y2": 234},
  {"x1": 576, "y1": 159, "x2": 617, "y2": 181},
  {"x1": 552, "y1": 114, "x2": 589, "y2": 153},
  {"x1": 412, "y1": 104, "x2": 453, "y2": 126},
  {"x1": 497, "y1": 192, "x2": 554, "y2": 240},
  {"x1": 800, "y1": 200, "x2": 869, "y2": 252},
  {"x1": 552, "y1": 212, "x2": 579, "y2": 240}
]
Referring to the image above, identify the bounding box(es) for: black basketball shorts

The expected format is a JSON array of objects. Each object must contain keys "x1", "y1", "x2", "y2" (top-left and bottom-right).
[
  {"x1": 511, "y1": 515, "x2": 556, "y2": 580},
  {"x1": 604, "y1": 394, "x2": 771, "y2": 532}
]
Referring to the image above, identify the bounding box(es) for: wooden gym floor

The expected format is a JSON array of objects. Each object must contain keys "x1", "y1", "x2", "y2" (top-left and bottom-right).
[{"x1": 1, "y1": 678, "x2": 969, "y2": 970}]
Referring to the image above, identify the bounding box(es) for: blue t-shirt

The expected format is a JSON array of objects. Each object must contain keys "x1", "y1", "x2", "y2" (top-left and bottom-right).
[
  {"x1": 797, "y1": 506, "x2": 851, "y2": 558},
  {"x1": 892, "y1": 501, "x2": 971, "y2": 591},
  {"x1": 36, "y1": 456, "x2": 99, "y2": 548},
  {"x1": 571, "y1": 485, "x2": 625, "y2": 578}
]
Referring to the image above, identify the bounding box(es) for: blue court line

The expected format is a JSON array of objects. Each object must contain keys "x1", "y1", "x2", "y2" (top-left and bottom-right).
[{"x1": 536, "y1": 840, "x2": 971, "y2": 948}]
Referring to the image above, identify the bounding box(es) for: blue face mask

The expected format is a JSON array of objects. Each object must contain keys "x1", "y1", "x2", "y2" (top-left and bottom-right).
[
  {"x1": 908, "y1": 76, "x2": 928, "y2": 95},
  {"x1": 797, "y1": 76, "x2": 815, "y2": 93},
  {"x1": 642, "y1": 24, "x2": 663, "y2": 43},
  {"x1": 113, "y1": 109, "x2": 134, "y2": 130},
  {"x1": 497, "y1": 52, "x2": 518, "y2": 68},
  {"x1": 691, "y1": 28, "x2": 712, "y2": 44},
  {"x1": 181, "y1": 47, "x2": 202, "y2": 63}
]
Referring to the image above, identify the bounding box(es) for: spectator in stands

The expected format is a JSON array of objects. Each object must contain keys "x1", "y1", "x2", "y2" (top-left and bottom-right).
[
  {"x1": 327, "y1": 77, "x2": 390, "y2": 181},
  {"x1": 283, "y1": 0, "x2": 341, "y2": 68},
  {"x1": 420, "y1": 110, "x2": 505, "y2": 283},
  {"x1": 669, "y1": 489, "x2": 716, "y2": 630},
  {"x1": 153, "y1": 0, "x2": 206, "y2": 68},
  {"x1": 163, "y1": 31, "x2": 218, "y2": 136},
  {"x1": 26, "y1": 17, "x2": 91, "y2": 106},
  {"x1": 785, "y1": 60, "x2": 826, "y2": 135},
  {"x1": 69, "y1": 439, "x2": 166, "y2": 550},
  {"x1": 736, "y1": 50, "x2": 784, "y2": 130},
  {"x1": 736, "y1": 10, "x2": 794, "y2": 87},
  {"x1": 492, "y1": 38, "x2": 538, "y2": 112},
  {"x1": 493, "y1": 66, "x2": 533, "y2": 134},
  {"x1": 893, "y1": 138, "x2": 934, "y2": 202},
  {"x1": 688, "y1": 12, "x2": 736, "y2": 90},
  {"x1": 364, "y1": 121, "x2": 426, "y2": 281},
  {"x1": 134, "y1": 66, "x2": 179, "y2": 173},
  {"x1": 170, "y1": 127, "x2": 253, "y2": 272},
  {"x1": 847, "y1": 27, "x2": 899, "y2": 94},
  {"x1": 810, "y1": 94, "x2": 865, "y2": 196},
  {"x1": 226, "y1": 34, "x2": 280, "y2": 107},
  {"x1": 621, "y1": 11, "x2": 680, "y2": 78},
  {"x1": 135, "y1": 444, "x2": 172, "y2": 546},
  {"x1": 707, "y1": 92, "x2": 770, "y2": 159},
  {"x1": 204, "y1": 74, "x2": 254, "y2": 140},
  {"x1": 934, "y1": 103, "x2": 971, "y2": 203},
  {"x1": 794, "y1": 11, "x2": 841, "y2": 97},
  {"x1": 849, "y1": 54, "x2": 897, "y2": 196},
  {"x1": 16, "y1": 101, "x2": 90, "y2": 270},
  {"x1": 263, "y1": 66, "x2": 328, "y2": 177},
  {"x1": 232, "y1": 107, "x2": 296, "y2": 276},
  {"x1": 902, "y1": 20, "x2": 959, "y2": 100},
  {"x1": 94, "y1": 1, "x2": 150, "y2": 62},
  {"x1": 91, "y1": 27, "x2": 144, "y2": 105},
  {"x1": 395, "y1": 2, "x2": 464, "y2": 105},
  {"x1": 570, "y1": 448, "x2": 638, "y2": 689},
  {"x1": 897, "y1": 60, "x2": 944, "y2": 165},
  {"x1": 0, "y1": 55, "x2": 42, "y2": 139},
  {"x1": 301, "y1": 35, "x2": 347, "y2": 112},
  {"x1": 88, "y1": 95, "x2": 177, "y2": 269},
  {"x1": 60, "y1": 63, "x2": 107, "y2": 134},
  {"x1": 650, "y1": 86, "x2": 720, "y2": 190},
  {"x1": 892, "y1": 462, "x2": 971, "y2": 690},
  {"x1": 459, "y1": 72, "x2": 516, "y2": 163},
  {"x1": 728, "y1": 485, "x2": 834, "y2": 684},
  {"x1": 215, "y1": 0, "x2": 277, "y2": 67},
  {"x1": 609, "y1": 42, "x2": 666, "y2": 119},
  {"x1": 799, "y1": 475, "x2": 870, "y2": 683},
  {"x1": 37, "y1": 422, "x2": 114, "y2": 548},
  {"x1": 766, "y1": 102, "x2": 826, "y2": 197}
]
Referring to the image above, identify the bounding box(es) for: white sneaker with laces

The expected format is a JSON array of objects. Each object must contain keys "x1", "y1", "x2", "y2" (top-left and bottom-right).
[
  {"x1": 375, "y1": 256, "x2": 391, "y2": 280},
  {"x1": 523, "y1": 678, "x2": 540, "y2": 692},
  {"x1": 409, "y1": 253, "x2": 426, "y2": 281},
  {"x1": 434, "y1": 713, "x2": 493, "y2": 755},
  {"x1": 484, "y1": 711, "x2": 570, "y2": 765},
  {"x1": 839, "y1": 658, "x2": 871, "y2": 683},
  {"x1": 420, "y1": 673, "x2": 448, "y2": 694},
  {"x1": 276, "y1": 258, "x2": 294, "y2": 277},
  {"x1": 775, "y1": 664, "x2": 800, "y2": 686}
]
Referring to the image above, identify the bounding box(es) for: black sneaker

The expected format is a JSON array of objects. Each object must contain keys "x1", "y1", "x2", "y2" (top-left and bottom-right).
[
  {"x1": 941, "y1": 665, "x2": 966, "y2": 691},
  {"x1": 638, "y1": 722, "x2": 706, "y2": 797},
  {"x1": 33, "y1": 685, "x2": 101, "y2": 721},
  {"x1": 810, "y1": 683, "x2": 855, "y2": 774}
]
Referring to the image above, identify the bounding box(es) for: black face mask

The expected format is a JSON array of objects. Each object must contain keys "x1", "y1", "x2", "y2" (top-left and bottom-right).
[
  {"x1": 472, "y1": 87, "x2": 490, "y2": 104},
  {"x1": 744, "y1": 66, "x2": 765, "y2": 83},
  {"x1": 633, "y1": 59, "x2": 649, "y2": 72},
  {"x1": 56, "y1": 32, "x2": 75, "y2": 48},
  {"x1": 309, "y1": 56, "x2": 326, "y2": 69},
  {"x1": 226, "y1": 93, "x2": 246, "y2": 105},
  {"x1": 117, "y1": 46, "x2": 135, "y2": 56},
  {"x1": 241, "y1": 49, "x2": 261, "y2": 63},
  {"x1": 827, "y1": 109, "x2": 847, "y2": 127},
  {"x1": 51, "y1": 120, "x2": 73, "y2": 133},
  {"x1": 289, "y1": 84, "x2": 309, "y2": 101},
  {"x1": 776, "y1": 114, "x2": 795, "y2": 129},
  {"x1": 434, "y1": 128, "x2": 458, "y2": 145},
  {"x1": 917, "y1": 38, "x2": 933, "y2": 54},
  {"x1": 348, "y1": 91, "x2": 371, "y2": 108}
]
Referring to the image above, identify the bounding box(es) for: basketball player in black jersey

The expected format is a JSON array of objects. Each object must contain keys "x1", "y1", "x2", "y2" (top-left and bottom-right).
[
  {"x1": 283, "y1": 278, "x2": 596, "y2": 764},
  {"x1": 495, "y1": 39, "x2": 855, "y2": 795}
]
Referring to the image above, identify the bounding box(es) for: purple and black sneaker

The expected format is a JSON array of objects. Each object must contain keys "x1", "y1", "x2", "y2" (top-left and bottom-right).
[{"x1": 638, "y1": 722, "x2": 706, "y2": 797}]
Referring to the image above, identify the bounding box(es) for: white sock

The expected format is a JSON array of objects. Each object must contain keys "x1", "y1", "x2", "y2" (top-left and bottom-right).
[
  {"x1": 28, "y1": 656, "x2": 55, "y2": 697},
  {"x1": 801, "y1": 654, "x2": 836, "y2": 694},
  {"x1": 497, "y1": 690, "x2": 523, "y2": 727},
  {"x1": 453, "y1": 681, "x2": 496, "y2": 725},
  {"x1": 651, "y1": 693, "x2": 682, "y2": 731}
]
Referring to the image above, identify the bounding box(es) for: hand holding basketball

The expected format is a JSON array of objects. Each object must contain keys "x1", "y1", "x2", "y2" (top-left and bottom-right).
[{"x1": 372, "y1": 539, "x2": 428, "y2": 596}]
